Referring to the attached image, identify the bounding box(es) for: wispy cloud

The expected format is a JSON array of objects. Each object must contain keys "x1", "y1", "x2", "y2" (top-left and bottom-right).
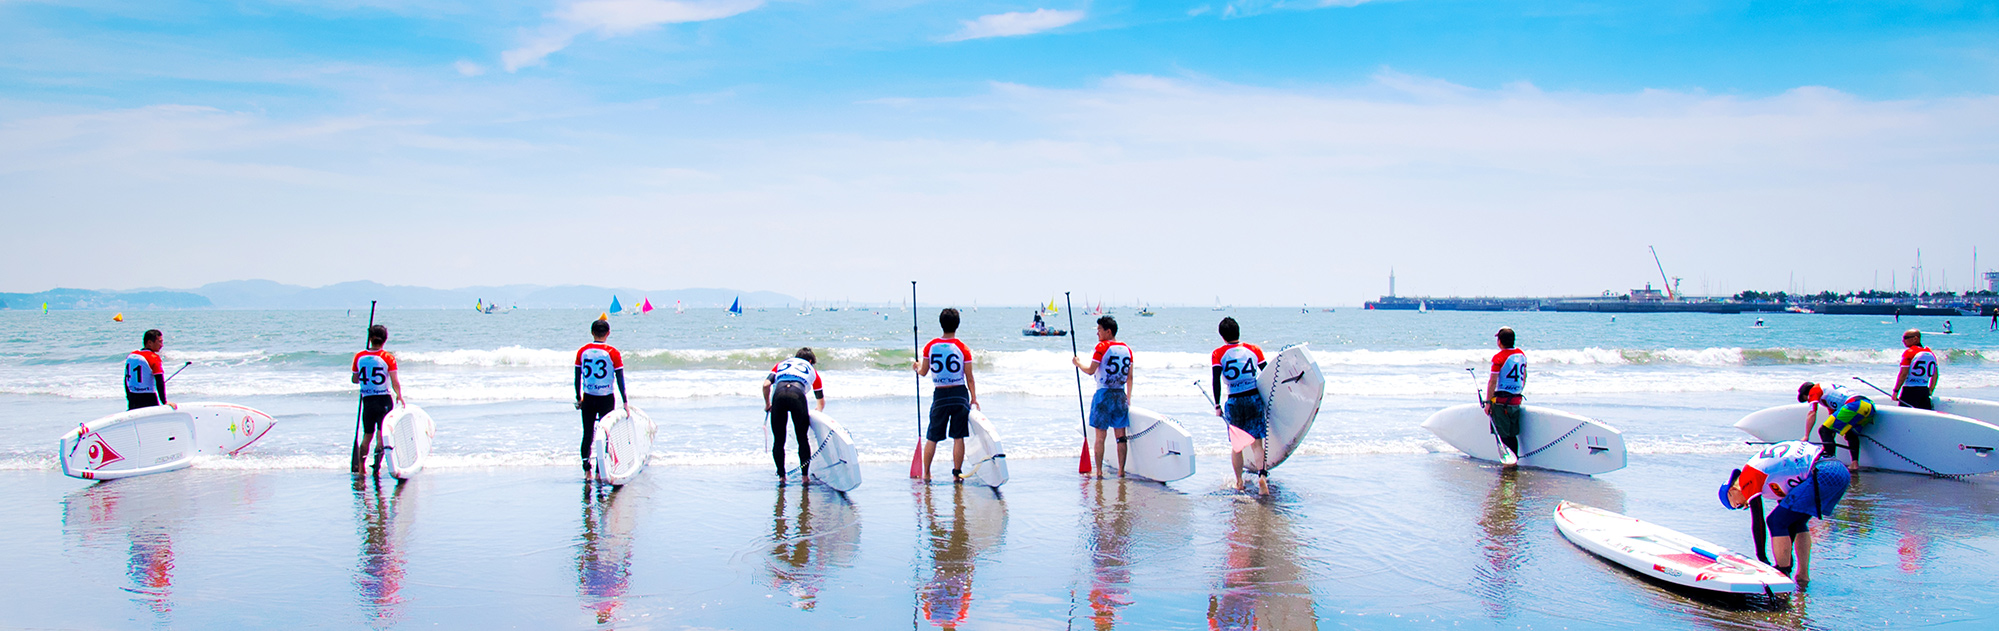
[
  {"x1": 454, "y1": 60, "x2": 488, "y2": 76},
  {"x1": 939, "y1": 8, "x2": 1085, "y2": 42},
  {"x1": 1219, "y1": 0, "x2": 1384, "y2": 18},
  {"x1": 502, "y1": 0, "x2": 762, "y2": 71}
]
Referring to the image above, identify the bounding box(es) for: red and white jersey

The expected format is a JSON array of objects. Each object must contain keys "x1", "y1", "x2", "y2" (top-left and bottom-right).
[
  {"x1": 923, "y1": 338, "x2": 974, "y2": 388},
  {"x1": 1491, "y1": 348, "x2": 1527, "y2": 396},
  {"x1": 1091, "y1": 340, "x2": 1133, "y2": 389},
  {"x1": 1806, "y1": 383, "x2": 1860, "y2": 413},
  {"x1": 124, "y1": 350, "x2": 164, "y2": 394},
  {"x1": 768, "y1": 357, "x2": 824, "y2": 394},
  {"x1": 575, "y1": 343, "x2": 624, "y2": 397},
  {"x1": 1729, "y1": 441, "x2": 1819, "y2": 504},
  {"x1": 1211, "y1": 342, "x2": 1266, "y2": 396},
  {"x1": 352, "y1": 349, "x2": 399, "y2": 397},
  {"x1": 1901, "y1": 346, "x2": 1939, "y2": 388}
]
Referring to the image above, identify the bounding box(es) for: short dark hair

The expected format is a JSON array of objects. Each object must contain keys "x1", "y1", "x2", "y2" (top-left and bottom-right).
[
  {"x1": 1496, "y1": 327, "x2": 1515, "y2": 348},
  {"x1": 368, "y1": 324, "x2": 388, "y2": 346},
  {"x1": 591, "y1": 319, "x2": 610, "y2": 337},
  {"x1": 1797, "y1": 382, "x2": 1816, "y2": 403},
  {"x1": 939, "y1": 308, "x2": 961, "y2": 334},
  {"x1": 1218, "y1": 317, "x2": 1239, "y2": 342},
  {"x1": 796, "y1": 347, "x2": 817, "y2": 364},
  {"x1": 1097, "y1": 315, "x2": 1117, "y2": 336},
  {"x1": 143, "y1": 329, "x2": 163, "y2": 344}
]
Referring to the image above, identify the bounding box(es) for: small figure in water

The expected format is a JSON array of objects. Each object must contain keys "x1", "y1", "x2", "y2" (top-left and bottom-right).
[
  {"x1": 1943, "y1": 320, "x2": 1953, "y2": 334},
  {"x1": 1755, "y1": 318, "x2": 1765, "y2": 327}
]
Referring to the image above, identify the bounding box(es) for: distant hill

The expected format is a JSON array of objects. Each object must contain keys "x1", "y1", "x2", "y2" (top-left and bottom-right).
[{"x1": 3, "y1": 280, "x2": 796, "y2": 310}]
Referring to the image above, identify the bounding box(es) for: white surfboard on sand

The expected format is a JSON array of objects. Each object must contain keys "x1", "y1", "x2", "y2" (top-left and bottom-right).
[
  {"x1": 1244, "y1": 343, "x2": 1324, "y2": 472},
  {"x1": 1935, "y1": 397, "x2": 1999, "y2": 426},
  {"x1": 183, "y1": 402, "x2": 277, "y2": 456},
  {"x1": 59, "y1": 403, "x2": 278, "y2": 481},
  {"x1": 381, "y1": 404, "x2": 435, "y2": 480},
  {"x1": 805, "y1": 410, "x2": 863, "y2": 492},
  {"x1": 1422, "y1": 403, "x2": 1626, "y2": 475},
  {"x1": 1734, "y1": 403, "x2": 1999, "y2": 476},
  {"x1": 961, "y1": 410, "x2": 1008, "y2": 487},
  {"x1": 1101, "y1": 407, "x2": 1196, "y2": 483},
  {"x1": 1555, "y1": 500, "x2": 1795, "y2": 595},
  {"x1": 592, "y1": 405, "x2": 656, "y2": 486}
]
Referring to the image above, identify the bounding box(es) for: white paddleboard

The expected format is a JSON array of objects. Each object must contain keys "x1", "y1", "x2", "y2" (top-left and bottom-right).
[
  {"x1": 962, "y1": 409, "x2": 1008, "y2": 487},
  {"x1": 1421, "y1": 403, "x2": 1627, "y2": 475},
  {"x1": 1554, "y1": 500, "x2": 1795, "y2": 595},
  {"x1": 1245, "y1": 343, "x2": 1324, "y2": 472},
  {"x1": 1102, "y1": 407, "x2": 1196, "y2": 483},
  {"x1": 58, "y1": 407, "x2": 199, "y2": 480},
  {"x1": 592, "y1": 405, "x2": 656, "y2": 486},
  {"x1": 1734, "y1": 403, "x2": 1999, "y2": 476},
  {"x1": 381, "y1": 404, "x2": 435, "y2": 480},
  {"x1": 182, "y1": 402, "x2": 277, "y2": 456},
  {"x1": 805, "y1": 410, "x2": 863, "y2": 492},
  {"x1": 1934, "y1": 397, "x2": 1999, "y2": 426}
]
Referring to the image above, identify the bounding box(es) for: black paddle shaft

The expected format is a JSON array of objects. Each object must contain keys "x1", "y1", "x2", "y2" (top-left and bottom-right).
[
  {"x1": 350, "y1": 301, "x2": 376, "y2": 472},
  {"x1": 1065, "y1": 293, "x2": 1087, "y2": 438}
]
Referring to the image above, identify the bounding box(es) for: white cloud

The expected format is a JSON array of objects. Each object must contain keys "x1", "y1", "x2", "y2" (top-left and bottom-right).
[
  {"x1": 453, "y1": 60, "x2": 487, "y2": 76},
  {"x1": 939, "y1": 8, "x2": 1085, "y2": 42},
  {"x1": 502, "y1": 0, "x2": 763, "y2": 71},
  {"x1": 1219, "y1": 0, "x2": 1384, "y2": 18}
]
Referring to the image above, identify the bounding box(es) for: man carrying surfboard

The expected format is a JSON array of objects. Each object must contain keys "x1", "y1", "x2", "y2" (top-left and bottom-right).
[
  {"x1": 1799, "y1": 381, "x2": 1872, "y2": 471},
  {"x1": 1893, "y1": 329, "x2": 1940, "y2": 410},
  {"x1": 1484, "y1": 327, "x2": 1526, "y2": 465},
  {"x1": 1073, "y1": 315, "x2": 1132, "y2": 478},
  {"x1": 575, "y1": 319, "x2": 628, "y2": 474},
  {"x1": 763, "y1": 347, "x2": 825, "y2": 480},
  {"x1": 1210, "y1": 317, "x2": 1268, "y2": 494},
  {"x1": 124, "y1": 329, "x2": 173, "y2": 410},
  {"x1": 1720, "y1": 440, "x2": 1851, "y2": 587},
  {"x1": 914, "y1": 308, "x2": 978, "y2": 481},
  {"x1": 349, "y1": 325, "x2": 404, "y2": 474}
]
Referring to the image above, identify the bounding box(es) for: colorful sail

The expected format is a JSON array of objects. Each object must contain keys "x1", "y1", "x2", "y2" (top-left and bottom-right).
[
  {"x1": 608, "y1": 295, "x2": 623, "y2": 314},
  {"x1": 675, "y1": 300, "x2": 683, "y2": 314},
  {"x1": 475, "y1": 299, "x2": 484, "y2": 312},
  {"x1": 729, "y1": 297, "x2": 743, "y2": 316},
  {"x1": 640, "y1": 298, "x2": 654, "y2": 314}
]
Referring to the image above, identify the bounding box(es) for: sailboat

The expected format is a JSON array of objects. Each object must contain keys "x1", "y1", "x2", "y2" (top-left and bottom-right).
[
  {"x1": 1418, "y1": 300, "x2": 1429, "y2": 314},
  {"x1": 1137, "y1": 303, "x2": 1155, "y2": 317},
  {"x1": 1211, "y1": 297, "x2": 1225, "y2": 311},
  {"x1": 1044, "y1": 298, "x2": 1059, "y2": 314},
  {"x1": 608, "y1": 295, "x2": 624, "y2": 316},
  {"x1": 639, "y1": 297, "x2": 654, "y2": 315},
  {"x1": 729, "y1": 297, "x2": 743, "y2": 316},
  {"x1": 675, "y1": 300, "x2": 684, "y2": 315},
  {"x1": 475, "y1": 298, "x2": 485, "y2": 313}
]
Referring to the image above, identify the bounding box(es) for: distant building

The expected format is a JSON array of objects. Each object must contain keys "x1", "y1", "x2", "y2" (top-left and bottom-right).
[
  {"x1": 1988, "y1": 271, "x2": 1999, "y2": 292},
  {"x1": 1630, "y1": 283, "x2": 1667, "y2": 302}
]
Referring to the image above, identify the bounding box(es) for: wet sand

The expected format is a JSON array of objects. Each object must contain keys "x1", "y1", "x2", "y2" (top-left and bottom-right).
[{"x1": 6, "y1": 451, "x2": 1997, "y2": 629}]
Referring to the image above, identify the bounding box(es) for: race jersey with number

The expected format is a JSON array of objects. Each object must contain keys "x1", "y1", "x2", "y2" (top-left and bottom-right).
[
  {"x1": 1729, "y1": 440, "x2": 1819, "y2": 504},
  {"x1": 1808, "y1": 383, "x2": 1861, "y2": 413},
  {"x1": 768, "y1": 357, "x2": 824, "y2": 394},
  {"x1": 1211, "y1": 343, "x2": 1266, "y2": 396},
  {"x1": 1901, "y1": 346, "x2": 1939, "y2": 388},
  {"x1": 922, "y1": 338, "x2": 973, "y2": 388},
  {"x1": 1092, "y1": 340, "x2": 1133, "y2": 389},
  {"x1": 1491, "y1": 348, "x2": 1527, "y2": 396},
  {"x1": 575, "y1": 343, "x2": 624, "y2": 397},
  {"x1": 351, "y1": 350, "x2": 398, "y2": 397},
  {"x1": 124, "y1": 350, "x2": 164, "y2": 394}
]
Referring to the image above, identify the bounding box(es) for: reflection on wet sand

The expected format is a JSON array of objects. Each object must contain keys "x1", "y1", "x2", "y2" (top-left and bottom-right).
[
  {"x1": 1473, "y1": 468, "x2": 1523, "y2": 620},
  {"x1": 577, "y1": 483, "x2": 640, "y2": 625},
  {"x1": 1074, "y1": 478, "x2": 1194, "y2": 630},
  {"x1": 353, "y1": 476, "x2": 413, "y2": 628},
  {"x1": 62, "y1": 474, "x2": 267, "y2": 626},
  {"x1": 1208, "y1": 497, "x2": 1317, "y2": 631},
  {"x1": 918, "y1": 483, "x2": 1008, "y2": 629},
  {"x1": 765, "y1": 481, "x2": 861, "y2": 610}
]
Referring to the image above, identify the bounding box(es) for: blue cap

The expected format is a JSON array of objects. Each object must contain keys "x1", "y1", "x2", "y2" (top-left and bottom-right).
[{"x1": 1718, "y1": 468, "x2": 1742, "y2": 510}]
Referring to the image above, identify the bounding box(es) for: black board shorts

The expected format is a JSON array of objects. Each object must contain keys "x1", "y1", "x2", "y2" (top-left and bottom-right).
[{"x1": 927, "y1": 386, "x2": 971, "y2": 442}]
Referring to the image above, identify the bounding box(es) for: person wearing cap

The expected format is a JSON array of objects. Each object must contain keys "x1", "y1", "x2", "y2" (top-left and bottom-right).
[
  {"x1": 1799, "y1": 381, "x2": 1873, "y2": 471},
  {"x1": 1892, "y1": 329, "x2": 1940, "y2": 410},
  {"x1": 1719, "y1": 440, "x2": 1850, "y2": 587},
  {"x1": 1484, "y1": 327, "x2": 1526, "y2": 464}
]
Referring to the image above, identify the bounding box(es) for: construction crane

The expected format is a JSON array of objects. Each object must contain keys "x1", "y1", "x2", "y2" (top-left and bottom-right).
[{"x1": 1650, "y1": 246, "x2": 1680, "y2": 301}]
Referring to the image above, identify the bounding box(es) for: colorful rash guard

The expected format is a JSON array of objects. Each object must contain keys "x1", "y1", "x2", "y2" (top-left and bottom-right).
[
  {"x1": 1091, "y1": 340, "x2": 1132, "y2": 389},
  {"x1": 1211, "y1": 343, "x2": 1266, "y2": 396},
  {"x1": 922, "y1": 338, "x2": 973, "y2": 388},
  {"x1": 768, "y1": 357, "x2": 825, "y2": 395},
  {"x1": 351, "y1": 349, "x2": 398, "y2": 397},
  {"x1": 124, "y1": 350, "x2": 164, "y2": 395},
  {"x1": 575, "y1": 343, "x2": 625, "y2": 397}
]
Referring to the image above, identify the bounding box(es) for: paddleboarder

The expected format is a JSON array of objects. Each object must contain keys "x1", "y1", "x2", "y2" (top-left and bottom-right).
[
  {"x1": 1720, "y1": 440, "x2": 1850, "y2": 587},
  {"x1": 1485, "y1": 327, "x2": 1527, "y2": 465},
  {"x1": 763, "y1": 347, "x2": 825, "y2": 480},
  {"x1": 913, "y1": 308, "x2": 978, "y2": 481},
  {"x1": 349, "y1": 325, "x2": 404, "y2": 474},
  {"x1": 575, "y1": 319, "x2": 628, "y2": 474},
  {"x1": 1799, "y1": 381, "x2": 1872, "y2": 471},
  {"x1": 1210, "y1": 317, "x2": 1268, "y2": 494},
  {"x1": 1893, "y1": 329, "x2": 1940, "y2": 410},
  {"x1": 124, "y1": 329, "x2": 173, "y2": 410},
  {"x1": 1072, "y1": 315, "x2": 1132, "y2": 478}
]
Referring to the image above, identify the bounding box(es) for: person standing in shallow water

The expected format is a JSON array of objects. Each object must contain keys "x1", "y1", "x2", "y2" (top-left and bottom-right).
[
  {"x1": 124, "y1": 329, "x2": 172, "y2": 411},
  {"x1": 1073, "y1": 315, "x2": 1132, "y2": 478},
  {"x1": 1720, "y1": 440, "x2": 1850, "y2": 587},
  {"x1": 1485, "y1": 327, "x2": 1526, "y2": 465},
  {"x1": 915, "y1": 308, "x2": 978, "y2": 481},
  {"x1": 1210, "y1": 317, "x2": 1268, "y2": 495},
  {"x1": 1893, "y1": 329, "x2": 1939, "y2": 410},
  {"x1": 763, "y1": 347, "x2": 824, "y2": 480},
  {"x1": 350, "y1": 325, "x2": 404, "y2": 474},
  {"x1": 574, "y1": 319, "x2": 628, "y2": 475}
]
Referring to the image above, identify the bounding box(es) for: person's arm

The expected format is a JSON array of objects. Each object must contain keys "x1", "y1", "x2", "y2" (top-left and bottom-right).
[
  {"x1": 1893, "y1": 360, "x2": 1910, "y2": 397},
  {"x1": 762, "y1": 378, "x2": 774, "y2": 411},
  {"x1": 1127, "y1": 361, "x2": 1134, "y2": 404},
  {"x1": 813, "y1": 376, "x2": 826, "y2": 411},
  {"x1": 1212, "y1": 365, "x2": 1224, "y2": 415},
  {"x1": 1075, "y1": 357, "x2": 1098, "y2": 375},
  {"x1": 614, "y1": 368, "x2": 628, "y2": 406},
  {"x1": 573, "y1": 366, "x2": 583, "y2": 407},
  {"x1": 1484, "y1": 372, "x2": 1499, "y2": 411},
  {"x1": 389, "y1": 370, "x2": 404, "y2": 405},
  {"x1": 155, "y1": 373, "x2": 168, "y2": 407},
  {"x1": 966, "y1": 360, "x2": 979, "y2": 409}
]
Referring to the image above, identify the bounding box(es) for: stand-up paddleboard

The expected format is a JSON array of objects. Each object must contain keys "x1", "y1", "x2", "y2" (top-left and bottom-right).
[
  {"x1": 1102, "y1": 407, "x2": 1195, "y2": 483},
  {"x1": 592, "y1": 405, "x2": 656, "y2": 486},
  {"x1": 183, "y1": 403, "x2": 278, "y2": 456},
  {"x1": 1245, "y1": 343, "x2": 1324, "y2": 472},
  {"x1": 1935, "y1": 397, "x2": 1999, "y2": 426},
  {"x1": 59, "y1": 407, "x2": 198, "y2": 480},
  {"x1": 1734, "y1": 403, "x2": 1999, "y2": 476},
  {"x1": 1422, "y1": 404, "x2": 1627, "y2": 475},
  {"x1": 380, "y1": 404, "x2": 435, "y2": 480},
  {"x1": 961, "y1": 410, "x2": 1008, "y2": 487},
  {"x1": 1555, "y1": 500, "x2": 1795, "y2": 595},
  {"x1": 805, "y1": 410, "x2": 862, "y2": 492}
]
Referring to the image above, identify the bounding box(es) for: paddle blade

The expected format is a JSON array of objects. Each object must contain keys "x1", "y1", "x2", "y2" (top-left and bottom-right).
[
  {"x1": 1078, "y1": 439, "x2": 1093, "y2": 474},
  {"x1": 1227, "y1": 425, "x2": 1255, "y2": 453},
  {"x1": 908, "y1": 440, "x2": 924, "y2": 478}
]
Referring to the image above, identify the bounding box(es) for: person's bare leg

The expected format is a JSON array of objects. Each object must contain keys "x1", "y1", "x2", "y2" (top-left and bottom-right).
[
  {"x1": 1092, "y1": 428, "x2": 1108, "y2": 479},
  {"x1": 1230, "y1": 450, "x2": 1245, "y2": 490},
  {"x1": 1114, "y1": 428, "x2": 1128, "y2": 477},
  {"x1": 1795, "y1": 529, "x2": 1814, "y2": 586},
  {"x1": 952, "y1": 438, "x2": 966, "y2": 477},
  {"x1": 1250, "y1": 438, "x2": 1270, "y2": 495},
  {"x1": 1772, "y1": 534, "x2": 1795, "y2": 574},
  {"x1": 921, "y1": 440, "x2": 938, "y2": 479}
]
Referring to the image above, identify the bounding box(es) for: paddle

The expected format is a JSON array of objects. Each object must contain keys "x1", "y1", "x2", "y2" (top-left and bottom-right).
[
  {"x1": 163, "y1": 361, "x2": 191, "y2": 383},
  {"x1": 1468, "y1": 367, "x2": 1514, "y2": 465},
  {"x1": 1066, "y1": 292, "x2": 1090, "y2": 475},
  {"x1": 1851, "y1": 376, "x2": 1904, "y2": 406},
  {"x1": 908, "y1": 281, "x2": 924, "y2": 479},
  {"x1": 349, "y1": 300, "x2": 376, "y2": 474}
]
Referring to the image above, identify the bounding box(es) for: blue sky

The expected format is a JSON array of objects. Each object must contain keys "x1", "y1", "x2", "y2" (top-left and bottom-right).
[{"x1": 3, "y1": 0, "x2": 1997, "y2": 304}]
